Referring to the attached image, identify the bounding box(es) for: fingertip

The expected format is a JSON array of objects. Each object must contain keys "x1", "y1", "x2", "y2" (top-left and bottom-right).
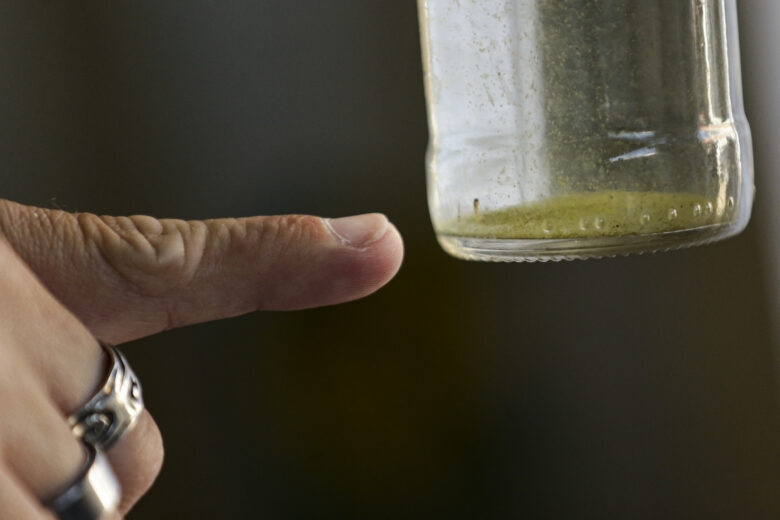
[
  {"x1": 331, "y1": 218, "x2": 404, "y2": 303},
  {"x1": 270, "y1": 216, "x2": 403, "y2": 311},
  {"x1": 370, "y1": 220, "x2": 405, "y2": 285},
  {"x1": 326, "y1": 213, "x2": 389, "y2": 248}
]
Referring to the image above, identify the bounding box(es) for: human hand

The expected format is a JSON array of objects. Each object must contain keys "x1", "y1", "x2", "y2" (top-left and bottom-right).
[{"x1": 0, "y1": 199, "x2": 403, "y2": 518}]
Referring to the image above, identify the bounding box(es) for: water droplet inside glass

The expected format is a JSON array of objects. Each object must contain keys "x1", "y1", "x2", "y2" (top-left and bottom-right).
[
  {"x1": 693, "y1": 204, "x2": 702, "y2": 218},
  {"x1": 640, "y1": 213, "x2": 651, "y2": 226},
  {"x1": 668, "y1": 208, "x2": 678, "y2": 221},
  {"x1": 704, "y1": 202, "x2": 713, "y2": 216}
]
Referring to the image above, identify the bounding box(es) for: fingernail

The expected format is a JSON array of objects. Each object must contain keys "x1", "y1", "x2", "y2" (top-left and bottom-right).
[{"x1": 326, "y1": 213, "x2": 389, "y2": 248}]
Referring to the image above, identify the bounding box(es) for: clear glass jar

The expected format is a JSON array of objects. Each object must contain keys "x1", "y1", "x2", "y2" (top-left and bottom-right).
[{"x1": 418, "y1": 0, "x2": 754, "y2": 262}]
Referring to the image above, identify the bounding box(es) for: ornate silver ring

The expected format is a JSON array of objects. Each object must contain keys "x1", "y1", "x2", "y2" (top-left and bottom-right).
[
  {"x1": 46, "y1": 443, "x2": 121, "y2": 520},
  {"x1": 68, "y1": 344, "x2": 144, "y2": 450}
]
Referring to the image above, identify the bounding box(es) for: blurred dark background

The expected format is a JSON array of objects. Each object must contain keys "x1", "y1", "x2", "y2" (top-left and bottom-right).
[{"x1": 1, "y1": 1, "x2": 779, "y2": 518}]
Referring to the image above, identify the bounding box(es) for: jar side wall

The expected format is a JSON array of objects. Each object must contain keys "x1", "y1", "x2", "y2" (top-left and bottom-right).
[
  {"x1": 723, "y1": 0, "x2": 755, "y2": 231},
  {"x1": 419, "y1": 0, "x2": 754, "y2": 258}
]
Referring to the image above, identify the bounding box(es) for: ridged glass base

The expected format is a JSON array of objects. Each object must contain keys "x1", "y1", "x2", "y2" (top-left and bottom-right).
[{"x1": 437, "y1": 223, "x2": 741, "y2": 263}]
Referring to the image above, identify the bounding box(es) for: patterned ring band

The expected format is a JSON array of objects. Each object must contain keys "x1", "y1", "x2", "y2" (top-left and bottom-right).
[
  {"x1": 46, "y1": 443, "x2": 121, "y2": 520},
  {"x1": 68, "y1": 344, "x2": 144, "y2": 450}
]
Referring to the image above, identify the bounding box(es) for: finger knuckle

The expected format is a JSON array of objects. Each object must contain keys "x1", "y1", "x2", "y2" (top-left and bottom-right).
[
  {"x1": 136, "y1": 415, "x2": 165, "y2": 488},
  {"x1": 78, "y1": 213, "x2": 208, "y2": 297},
  {"x1": 118, "y1": 414, "x2": 164, "y2": 513},
  {"x1": 140, "y1": 450, "x2": 164, "y2": 501}
]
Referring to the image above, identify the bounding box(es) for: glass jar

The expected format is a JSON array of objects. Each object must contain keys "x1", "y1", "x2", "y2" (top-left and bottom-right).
[{"x1": 418, "y1": 0, "x2": 754, "y2": 262}]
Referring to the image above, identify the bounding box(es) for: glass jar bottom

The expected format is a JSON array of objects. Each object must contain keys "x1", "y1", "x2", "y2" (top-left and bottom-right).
[{"x1": 437, "y1": 223, "x2": 741, "y2": 263}]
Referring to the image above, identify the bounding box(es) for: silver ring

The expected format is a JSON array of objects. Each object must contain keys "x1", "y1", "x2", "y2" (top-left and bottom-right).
[
  {"x1": 68, "y1": 344, "x2": 144, "y2": 450},
  {"x1": 46, "y1": 443, "x2": 121, "y2": 520}
]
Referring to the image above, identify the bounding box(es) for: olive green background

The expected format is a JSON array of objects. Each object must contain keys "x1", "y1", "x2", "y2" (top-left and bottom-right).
[{"x1": 1, "y1": 2, "x2": 779, "y2": 518}]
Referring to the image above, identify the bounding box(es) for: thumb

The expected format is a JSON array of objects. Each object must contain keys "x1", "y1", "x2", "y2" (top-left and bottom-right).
[{"x1": 0, "y1": 199, "x2": 404, "y2": 344}]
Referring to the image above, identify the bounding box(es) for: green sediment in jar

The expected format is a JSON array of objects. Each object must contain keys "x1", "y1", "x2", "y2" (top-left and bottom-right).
[{"x1": 439, "y1": 191, "x2": 731, "y2": 239}]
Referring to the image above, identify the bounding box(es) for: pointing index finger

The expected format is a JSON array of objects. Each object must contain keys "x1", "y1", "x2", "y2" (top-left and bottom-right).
[{"x1": 0, "y1": 200, "x2": 404, "y2": 344}]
